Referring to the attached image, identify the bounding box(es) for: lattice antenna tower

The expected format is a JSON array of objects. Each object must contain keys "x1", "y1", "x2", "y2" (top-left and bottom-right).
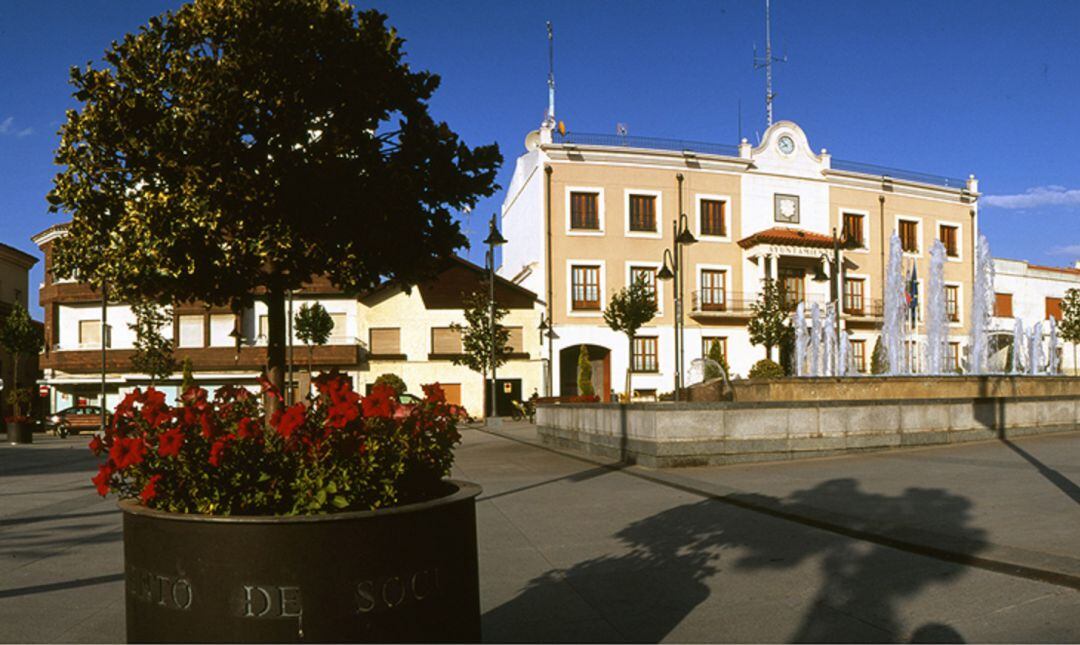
[{"x1": 753, "y1": 0, "x2": 787, "y2": 127}]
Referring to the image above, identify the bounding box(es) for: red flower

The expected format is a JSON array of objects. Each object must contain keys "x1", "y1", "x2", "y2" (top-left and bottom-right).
[
  {"x1": 109, "y1": 437, "x2": 146, "y2": 470},
  {"x1": 92, "y1": 463, "x2": 112, "y2": 496},
  {"x1": 140, "y1": 474, "x2": 162, "y2": 505},
  {"x1": 88, "y1": 435, "x2": 104, "y2": 456},
  {"x1": 237, "y1": 417, "x2": 259, "y2": 439},
  {"x1": 258, "y1": 373, "x2": 283, "y2": 401},
  {"x1": 362, "y1": 384, "x2": 397, "y2": 419},
  {"x1": 199, "y1": 414, "x2": 215, "y2": 439},
  {"x1": 208, "y1": 437, "x2": 233, "y2": 467},
  {"x1": 140, "y1": 388, "x2": 171, "y2": 428},
  {"x1": 422, "y1": 382, "x2": 446, "y2": 403},
  {"x1": 157, "y1": 428, "x2": 184, "y2": 458},
  {"x1": 275, "y1": 404, "x2": 306, "y2": 439}
]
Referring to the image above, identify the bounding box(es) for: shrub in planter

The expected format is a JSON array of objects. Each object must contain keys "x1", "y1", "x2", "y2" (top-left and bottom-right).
[
  {"x1": 748, "y1": 358, "x2": 785, "y2": 380},
  {"x1": 92, "y1": 373, "x2": 481, "y2": 642}
]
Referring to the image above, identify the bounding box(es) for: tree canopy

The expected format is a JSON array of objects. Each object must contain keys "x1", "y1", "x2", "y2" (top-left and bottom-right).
[
  {"x1": 46, "y1": 0, "x2": 501, "y2": 395},
  {"x1": 604, "y1": 274, "x2": 657, "y2": 398},
  {"x1": 294, "y1": 302, "x2": 334, "y2": 373},
  {"x1": 0, "y1": 304, "x2": 44, "y2": 417},
  {"x1": 748, "y1": 277, "x2": 791, "y2": 361},
  {"x1": 451, "y1": 287, "x2": 511, "y2": 379},
  {"x1": 128, "y1": 301, "x2": 176, "y2": 385}
]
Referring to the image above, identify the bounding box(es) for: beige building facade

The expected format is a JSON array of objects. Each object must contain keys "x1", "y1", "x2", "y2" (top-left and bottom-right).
[{"x1": 500, "y1": 120, "x2": 980, "y2": 398}]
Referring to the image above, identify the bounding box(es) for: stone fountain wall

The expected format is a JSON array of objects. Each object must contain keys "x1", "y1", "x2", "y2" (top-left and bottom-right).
[{"x1": 537, "y1": 377, "x2": 1080, "y2": 468}]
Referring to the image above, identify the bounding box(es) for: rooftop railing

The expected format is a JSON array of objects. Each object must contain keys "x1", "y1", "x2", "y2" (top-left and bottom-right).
[
  {"x1": 550, "y1": 131, "x2": 968, "y2": 190},
  {"x1": 552, "y1": 131, "x2": 741, "y2": 158}
]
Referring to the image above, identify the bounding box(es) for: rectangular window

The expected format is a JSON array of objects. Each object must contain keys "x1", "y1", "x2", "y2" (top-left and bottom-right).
[
  {"x1": 994, "y1": 293, "x2": 1013, "y2": 318},
  {"x1": 1047, "y1": 297, "x2": 1063, "y2": 321},
  {"x1": 628, "y1": 194, "x2": 657, "y2": 232},
  {"x1": 946, "y1": 285, "x2": 960, "y2": 322},
  {"x1": 632, "y1": 337, "x2": 658, "y2": 372},
  {"x1": 946, "y1": 342, "x2": 961, "y2": 372},
  {"x1": 571, "y1": 265, "x2": 601, "y2": 311},
  {"x1": 939, "y1": 224, "x2": 959, "y2": 257},
  {"x1": 700, "y1": 199, "x2": 727, "y2": 237},
  {"x1": 79, "y1": 320, "x2": 101, "y2": 348},
  {"x1": 431, "y1": 327, "x2": 462, "y2": 355},
  {"x1": 700, "y1": 269, "x2": 727, "y2": 311},
  {"x1": 507, "y1": 326, "x2": 524, "y2": 353},
  {"x1": 843, "y1": 278, "x2": 865, "y2": 315},
  {"x1": 570, "y1": 191, "x2": 599, "y2": 230},
  {"x1": 842, "y1": 213, "x2": 864, "y2": 247},
  {"x1": 209, "y1": 314, "x2": 235, "y2": 347},
  {"x1": 779, "y1": 269, "x2": 804, "y2": 310},
  {"x1": 899, "y1": 220, "x2": 919, "y2": 253},
  {"x1": 329, "y1": 313, "x2": 347, "y2": 340},
  {"x1": 630, "y1": 266, "x2": 658, "y2": 305},
  {"x1": 178, "y1": 315, "x2": 203, "y2": 348},
  {"x1": 851, "y1": 339, "x2": 866, "y2": 373},
  {"x1": 369, "y1": 328, "x2": 401, "y2": 355},
  {"x1": 701, "y1": 337, "x2": 727, "y2": 362}
]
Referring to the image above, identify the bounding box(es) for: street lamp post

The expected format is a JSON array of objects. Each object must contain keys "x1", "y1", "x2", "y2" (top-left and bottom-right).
[
  {"x1": 484, "y1": 214, "x2": 507, "y2": 420},
  {"x1": 538, "y1": 315, "x2": 555, "y2": 397},
  {"x1": 657, "y1": 213, "x2": 697, "y2": 400}
]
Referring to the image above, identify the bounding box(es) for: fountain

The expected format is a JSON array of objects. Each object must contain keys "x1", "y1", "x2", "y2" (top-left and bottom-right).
[
  {"x1": 1012, "y1": 318, "x2": 1025, "y2": 374},
  {"x1": 793, "y1": 303, "x2": 806, "y2": 377},
  {"x1": 838, "y1": 330, "x2": 850, "y2": 377},
  {"x1": 1029, "y1": 320, "x2": 1043, "y2": 375},
  {"x1": 810, "y1": 303, "x2": 822, "y2": 377},
  {"x1": 926, "y1": 240, "x2": 947, "y2": 374},
  {"x1": 883, "y1": 234, "x2": 906, "y2": 375},
  {"x1": 823, "y1": 303, "x2": 837, "y2": 376},
  {"x1": 1048, "y1": 317, "x2": 1059, "y2": 374},
  {"x1": 968, "y1": 234, "x2": 995, "y2": 374}
]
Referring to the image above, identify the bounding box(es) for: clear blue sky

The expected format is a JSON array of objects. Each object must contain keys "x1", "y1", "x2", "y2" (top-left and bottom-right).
[{"x1": 3, "y1": 0, "x2": 1080, "y2": 318}]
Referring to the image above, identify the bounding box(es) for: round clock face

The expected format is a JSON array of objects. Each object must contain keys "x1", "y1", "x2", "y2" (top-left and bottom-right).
[{"x1": 778, "y1": 135, "x2": 795, "y2": 154}]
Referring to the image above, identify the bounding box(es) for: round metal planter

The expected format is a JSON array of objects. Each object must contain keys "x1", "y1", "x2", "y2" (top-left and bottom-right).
[
  {"x1": 6, "y1": 421, "x2": 34, "y2": 444},
  {"x1": 121, "y1": 480, "x2": 482, "y2": 643}
]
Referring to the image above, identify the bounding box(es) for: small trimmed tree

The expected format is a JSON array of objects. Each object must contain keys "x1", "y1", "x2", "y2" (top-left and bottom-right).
[
  {"x1": 452, "y1": 287, "x2": 511, "y2": 404},
  {"x1": 128, "y1": 301, "x2": 175, "y2": 386},
  {"x1": 294, "y1": 303, "x2": 334, "y2": 375},
  {"x1": 1059, "y1": 288, "x2": 1080, "y2": 376},
  {"x1": 703, "y1": 339, "x2": 730, "y2": 382},
  {"x1": 180, "y1": 357, "x2": 196, "y2": 392},
  {"x1": 0, "y1": 303, "x2": 44, "y2": 419},
  {"x1": 748, "y1": 277, "x2": 790, "y2": 361},
  {"x1": 373, "y1": 373, "x2": 407, "y2": 397},
  {"x1": 577, "y1": 344, "x2": 595, "y2": 397},
  {"x1": 871, "y1": 337, "x2": 888, "y2": 375},
  {"x1": 603, "y1": 274, "x2": 657, "y2": 399}
]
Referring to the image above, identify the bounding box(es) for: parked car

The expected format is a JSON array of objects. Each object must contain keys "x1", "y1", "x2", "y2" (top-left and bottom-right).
[
  {"x1": 43, "y1": 406, "x2": 111, "y2": 437},
  {"x1": 398, "y1": 393, "x2": 423, "y2": 406}
]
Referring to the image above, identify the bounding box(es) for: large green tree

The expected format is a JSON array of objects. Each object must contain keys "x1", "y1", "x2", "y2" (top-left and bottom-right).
[
  {"x1": 128, "y1": 300, "x2": 175, "y2": 386},
  {"x1": 0, "y1": 304, "x2": 44, "y2": 418},
  {"x1": 748, "y1": 277, "x2": 791, "y2": 361},
  {"x1": 46, "y1": 0, "x2": 500, "y2": 410},
  {"x1": 294, "y1": 302, "x2": 334, "y2": 375},
  {"x1": 603, "y1": 274, "x2": 657, "y2": 399},
  {"x1": 1059, "y1": 288, "x2": 1080, "y2": 376},
  {"x1": 451, "y1": 287, "x2": 511, "y2": 394}
]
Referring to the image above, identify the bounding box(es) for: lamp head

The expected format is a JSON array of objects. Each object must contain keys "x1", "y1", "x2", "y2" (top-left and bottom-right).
[
  {"x1": 484, "y1": 215, "x2": 507, "y2": 246},
  {"x1": 657, "y1": 262, "x2": 675, "y2": 281},
  {"x1": 811, "y1": 263, "x2": 830, "y2": 282}
]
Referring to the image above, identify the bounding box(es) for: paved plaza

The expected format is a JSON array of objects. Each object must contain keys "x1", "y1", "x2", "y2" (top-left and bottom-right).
[{"x1": 1, "y1": 427, "x2": 1078, "y2": 643}]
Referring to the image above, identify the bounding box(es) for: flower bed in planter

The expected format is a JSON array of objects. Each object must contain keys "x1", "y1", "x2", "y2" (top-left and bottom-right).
[{"x1": 91, "y1": 373, "x2": 481, "y2": 643}]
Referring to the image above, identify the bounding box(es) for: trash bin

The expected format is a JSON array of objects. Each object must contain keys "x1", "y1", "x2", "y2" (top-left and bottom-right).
[{"x1": 6, "y1": 421, "x2": 34, "y2": 444}]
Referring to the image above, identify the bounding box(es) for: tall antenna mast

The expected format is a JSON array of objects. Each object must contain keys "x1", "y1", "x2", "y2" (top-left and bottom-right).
[
  {"x1": 753, "y1": 0, "x2": 786, "y2": 127},
  {"x1": 544, "y1": 21, "x2": 556, "y2": 128}
]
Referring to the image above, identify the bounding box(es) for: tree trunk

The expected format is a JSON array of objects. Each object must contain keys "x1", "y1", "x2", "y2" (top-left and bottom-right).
[
  {"x1": 766, "y1": 344, "x2": 773, "y2": 361},
  {"x1": 308, "y1": 344, "x2": 314, "y2": 377},
  {"x1": 625, "y1": 334, "x2": 633, "y2": 402},
  {"x1": 266, "y1": 278, "x2": 286, "y2": 418},
  {"x1": 11, "y1": 354, "x2": 19, "y2": 417}
]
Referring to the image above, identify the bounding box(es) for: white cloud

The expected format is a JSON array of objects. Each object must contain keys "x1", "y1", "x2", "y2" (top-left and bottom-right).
[
  {"x1": 1049, "y1": 244, "x2": 1080, "y2": 257},
  {"x1": 983, "y1": 185, "x2": 1080, "y2": 209},
  {"x1": 15, "y1": 127, "x2": 33, "y2": 138},
  {"x1": 0, "y1": 117, "x2": 12, "y2": 134}
]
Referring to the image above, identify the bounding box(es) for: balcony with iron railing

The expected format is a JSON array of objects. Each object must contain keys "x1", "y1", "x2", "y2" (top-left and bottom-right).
[
  {"x1": 551, "y1": 131, "x2": 968, "y2": 190},
  {"x1": 689, "y1": 291, "x2": 884, "y2": 320}
]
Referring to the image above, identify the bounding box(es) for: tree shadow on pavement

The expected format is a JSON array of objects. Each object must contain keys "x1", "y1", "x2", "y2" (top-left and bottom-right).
[{"x1": 483, "y1": 478, "x2": 986, "y2": 643}]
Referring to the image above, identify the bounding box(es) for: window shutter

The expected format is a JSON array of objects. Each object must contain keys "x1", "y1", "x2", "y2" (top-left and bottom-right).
[
  {"x1": 432, "y1": 327, "x2": 462, "y2": 354},
  {"x1": 369, "y1": 328, "x2": 401, "y2": 354}
]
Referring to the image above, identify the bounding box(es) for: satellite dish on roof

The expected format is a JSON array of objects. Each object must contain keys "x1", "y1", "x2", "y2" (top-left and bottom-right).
[{"x1": 524, "y1": 130, "x2": 541, "y2": 151}]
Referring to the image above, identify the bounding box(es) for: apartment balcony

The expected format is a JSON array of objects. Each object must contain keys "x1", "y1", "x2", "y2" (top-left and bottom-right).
[
  {"x1": 842, "y1": 299, "x2": 885, "y2": 321},
  {"x1": 41, "y1": 343, "x2": 363, "y2": 374},
  {"x1": 689, "y1": 291, "x2": 830, "y2": 318}
]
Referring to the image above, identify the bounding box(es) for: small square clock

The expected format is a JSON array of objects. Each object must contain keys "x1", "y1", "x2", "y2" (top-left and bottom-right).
[{"x1": 774, "y1": 194, "x2": 800, "y2": 224}]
